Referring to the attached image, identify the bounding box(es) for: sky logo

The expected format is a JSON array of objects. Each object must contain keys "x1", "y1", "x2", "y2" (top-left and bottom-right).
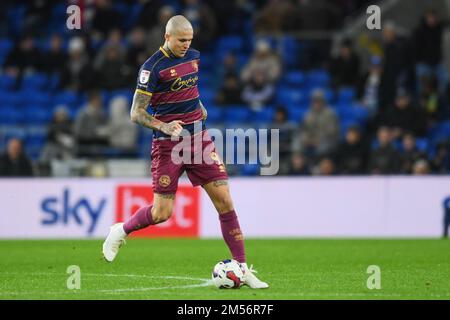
[{"x1": 41, "y1": 188, "x2": 107, "y2": 235}]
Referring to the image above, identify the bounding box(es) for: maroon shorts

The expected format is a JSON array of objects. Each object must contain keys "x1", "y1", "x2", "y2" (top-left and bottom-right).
[{"x1": 151, "y1": 130, "x2": 228, "y2": 194}]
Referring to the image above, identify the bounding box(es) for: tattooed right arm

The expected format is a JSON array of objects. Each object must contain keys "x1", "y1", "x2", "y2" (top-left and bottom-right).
[
  {"x1": 130, "y1": 91, "x2": 163, "y2": 131},
  {"x1": 130, "y1": 91, "x2": 185, "y2": 136}
]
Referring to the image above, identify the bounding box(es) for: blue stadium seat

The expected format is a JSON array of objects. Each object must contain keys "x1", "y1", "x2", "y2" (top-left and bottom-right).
[
  {"x1": 198, "y1": 72, "x2": 213, "y2": 89},
  {"x1": 307, "y1": 69, "x2": 330, "y2": 88},
  {"x1": 199, "y1": 88, "x2": 215, "y2": 105},
  {"x1": 0, "y1": 39, "x2": 13, "y2": 55},
  {"x1": 48, "y1": 74, "x2": 60, "y2": 91},
  {"x1": 0, "y1": 108, "x2": 23, "y2": 124},
  {"x1": 0, "y1": 91, "x2": 23, "y2": 108},
  {"x1": 23, "y1": 106, "x2": 53, "y2": 125},
  {"x1": 7, "y1": 5, "x2": 26, "y2": 36},
  {"x1": 338, "y1": 87, "x2": 356, "y2": 105},
  {"x1": 21, "y1": 73, "x2": 49, "y2": 91},
  {"x1": 0, "y1": 74, "x2": 17, "y2": 90},
  {"x1": 204, "y1": 105, "x2": 223, "y2": 124},
  {"x1": 287, "y1": 107, "x2": 308, "y2": 123},
  {"x1": 200, "y1": 53, "x2": 214, "y2": 69},
  {"x1": 252, "y1": 108, "x2": 275, "y2": 123},
  {"x1": 283, "y1": 71, "x2": 306, "y2": 88},
  {"x1": 429, "y1": 121, "x2": 450, "y2": 143},
  {"x1": 53, "y1": 91, "x2": 79, "y2": 108},
  {"x1": 277, "y1": 88, "x2": 307, "y2": 106},
  {"x1": 30, "y1": 92, "x2": 51, "y2": 108},
  {"x1": 336, "y1": 107, "x2": 369, "y2": 124},
  {"x1": 415, "y1": 138, "x2": 428, "y2": 152},
  {"x1": 224, "y1": 105, "x2": 251, "y2": 124},
  {"x1": 280, "y1": 36, "x2": 299, "y2": 68},
  {"x1": 217, "y1": 36, "x2": 244, "y2": 53}
]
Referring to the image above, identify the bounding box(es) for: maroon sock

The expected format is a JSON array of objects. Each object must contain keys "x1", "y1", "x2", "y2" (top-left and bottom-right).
[
  {"x1": 123, "y1": 205, "x2": 154, "y2": 234},
  {"x1": 219, "y1": 210, "x2": 246, "y2": 263}
]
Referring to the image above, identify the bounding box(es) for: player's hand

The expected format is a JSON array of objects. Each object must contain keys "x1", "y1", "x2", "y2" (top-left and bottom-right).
[{"x1": 160, "y1": 120, "x2": 185, "y2": 137}]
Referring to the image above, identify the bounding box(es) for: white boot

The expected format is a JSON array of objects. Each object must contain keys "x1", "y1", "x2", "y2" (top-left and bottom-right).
[
  {"x1": 242, "y1": 264, "x2": 269, "y2": 289},
  {"x1": 102, "y1": 223, "x2": 127, "y2": 262}
]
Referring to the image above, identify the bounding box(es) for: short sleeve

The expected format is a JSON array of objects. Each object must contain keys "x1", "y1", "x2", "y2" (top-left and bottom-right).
[{"x1": 136, "y1": 65, "x2": 158, "y2": 95}]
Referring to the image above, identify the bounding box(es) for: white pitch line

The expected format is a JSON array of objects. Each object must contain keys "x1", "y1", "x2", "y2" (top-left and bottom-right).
[{"x1": 0, "y1": 272, "x2": 213, "y2": 296}]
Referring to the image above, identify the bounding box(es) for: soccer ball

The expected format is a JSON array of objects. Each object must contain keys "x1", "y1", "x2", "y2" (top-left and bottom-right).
[{"x1": 211, "y1": 259, "x2": 245, "y2": 289}]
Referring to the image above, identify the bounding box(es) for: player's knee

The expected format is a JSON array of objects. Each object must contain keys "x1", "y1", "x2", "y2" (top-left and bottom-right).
[
  {"x1": 151, "y1": 206, "x2": 173, "y2": 224},
  {"x1": 215, "y1": 197, "x2": 234, "y2": 214}
]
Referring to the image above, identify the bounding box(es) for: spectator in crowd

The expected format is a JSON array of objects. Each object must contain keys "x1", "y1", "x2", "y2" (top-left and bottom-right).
[
  {"x1": 430, "y1": 141, "x2": 450, "y2": 174},
  {"x1": 0, "y1": 138, "x2": 34, "y2": 177},
  {"x1": 22, "y1": 0, "x2": 54, "y2": 36},
  {"x1": 42, "y1": 34, "x2": 67, "y2": 78},
  {"x1": 3, "y1": 35, "x2": 42, "y2": 78},
  {"x1": 270, "y1": 106, "x2": 296, "y2": 166},
  {"x1": 215, "y1": 74, "x2": 243, "y2": 105},
  {"x1": 382, "y1": 88, "x2": 427, "y2": 139},
  {"x1": 315, "y1": 157, "x2": 337, "y2": 176},
  {"x1": 293, "y1": 0, "x2": 341, "y2": 31},
  {"x1": 74, "y1": 91, "x2": 109, "y2": 156},
  {"x1": 358, "y1": 55, "x2": 382, "y2": 117},
  {"x1": 412, "y1": 158, "x2": 431, "y2": 175},
  {"x1": 379, "y1": 21, "x2": 413, "y2": 112},
  {"x1": 95, "y1": 46, "x2": 132, "y2": 90},
  {"x1": 136, "y1": 0, "x2": 166, "y2": 30},
  {"x1": 418, "y1": 75, "x2": 443, "y2": 127},
  {"x1": 241, "y1": 39, "x2": 282, "y2": 85},
  {"x1": 413, "y1": 8, "x2": 448, "y2": 94},
  {"x1": 216, "y1": 52, "x2": 240, "y2": 85},
  {"x1": 287, "y1": 152, "x2": 311, "y2": 176},
  {"x1": 291, "y1": 89, "x2": 340, "y2": 158},
  {"x1": 242, "y1": 70, "x2": 275, "y2": 110},
  {"x1": 91, "y1": 0, "x2": 123, "y2": 40},
  {"x1": 126, "y1": 27, "x2": 148, "y2": 74},
  {"x1": 107, "y1": 96, "x2": 138, "y2": 155},
  {"x1": 147, "y1": 5, "x2": 175, "y2": 54},
  {"x1": 399, "y1": 132, "x2": 427, "y2": 174},
  {"x1": 182, "y1": 0, "x2": 217, "y2": 50},
  {"x1": 61, "y1": 37, "x2": 94, "y2": 92},
  {"x1": 368, "y1": 126, "x2": 400, "y2": 174},
  {"x1": 94, "y1": 29, "x2": 127, "y2": 69},
  {"x1": 336, "y1": 125, "x2": 368, "y2": 174},
  {"x1": 290, "y1": 0, "x2": 341, "y2": 67},
  {"x1": 40, "y1": 105, "x2": 75, "y2": 162},
  {"x1": 253, "y1": 0, "x2": 295, "y2": 34},
  {"x1": 329, "y1": 38, "x2": 360, "y2": 88}
]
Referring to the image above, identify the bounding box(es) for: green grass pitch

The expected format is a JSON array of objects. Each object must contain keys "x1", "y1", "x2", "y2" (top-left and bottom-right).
[{"x1": 0, "y1": 239, "x2": 449, "y2": 300}]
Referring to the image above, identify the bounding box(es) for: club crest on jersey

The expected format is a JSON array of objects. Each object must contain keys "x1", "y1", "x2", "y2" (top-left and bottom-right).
[
  {"x1": 139, "y1": 70, "x2": 150, "y2": 84},
  {"x1": 159, "y1": 175, "x2": 171, "y2": 187}
]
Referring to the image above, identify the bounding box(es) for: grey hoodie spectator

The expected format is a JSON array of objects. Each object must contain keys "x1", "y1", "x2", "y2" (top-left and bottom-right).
[
  {"x1": 74, "y1": 91, "x2": 109, "y2": 150},
  {"x1": 292, "y1": 89, "x2": 340, "y2": 157},
  {"x1": 108, "y1": 96, "x2": 138, "y2": 153},
  {"x1": 241, "y1": 39, "x2": 282, "y2": 84}
]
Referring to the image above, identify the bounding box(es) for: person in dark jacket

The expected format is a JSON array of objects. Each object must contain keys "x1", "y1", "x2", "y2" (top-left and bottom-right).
[
  {"x1": 0, "y1": 138, "x2": 34, "y2": 177},
  {"x1": 413, "y1": 8, "x2": 448, "y2": 94},
  {"x1": 368, "y1": 126, "x2": 400, "y2": 174},
  {"x1": 336, "y1": 125, "x2": 369, "y2": 174},
  {"x1": 381, "y1": 88, "x2": 427, "y2": 139}
]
